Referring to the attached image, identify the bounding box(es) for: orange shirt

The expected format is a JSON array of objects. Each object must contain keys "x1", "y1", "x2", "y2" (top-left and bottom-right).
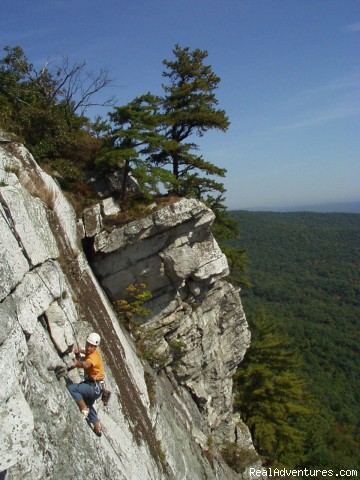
[{"x1": 84, "y1": 349, "x2": 104, "y2": 381}]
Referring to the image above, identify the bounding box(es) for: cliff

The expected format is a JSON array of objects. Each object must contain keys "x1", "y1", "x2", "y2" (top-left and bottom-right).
[{"x1": 0, "y1": 131, "x2": 260, "y2": 479}]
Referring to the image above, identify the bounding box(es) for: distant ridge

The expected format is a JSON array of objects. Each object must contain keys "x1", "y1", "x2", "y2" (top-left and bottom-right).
[{"x1": 237, "y1": 200, "x2": 360, "y2": 214}]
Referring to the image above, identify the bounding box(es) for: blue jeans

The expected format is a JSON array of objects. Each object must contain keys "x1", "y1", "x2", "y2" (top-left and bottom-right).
[{"x1": 67, "y1": 382, "x2": 102, "y2": 425}]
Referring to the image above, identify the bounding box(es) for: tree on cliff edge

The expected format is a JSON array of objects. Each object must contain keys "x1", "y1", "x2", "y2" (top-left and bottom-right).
[
  {"x1": 153, "y1": 44, "x2": 229, "y2": 197},
  {"x1": 108, "y1": 45, "x2": 229, "y2": 199},
  {"x1": 98, "y1": 93, "x2": 169, "y2": 202}
]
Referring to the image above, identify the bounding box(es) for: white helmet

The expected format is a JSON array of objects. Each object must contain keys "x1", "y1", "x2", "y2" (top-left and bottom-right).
[{"x1": 86, "y1": 332, "x2": 101, "y2": 346}]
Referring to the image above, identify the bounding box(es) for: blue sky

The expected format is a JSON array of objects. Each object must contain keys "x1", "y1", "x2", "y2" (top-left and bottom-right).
[{"x1": 1, "y1": 0, "x2": 359, "y2": 210}]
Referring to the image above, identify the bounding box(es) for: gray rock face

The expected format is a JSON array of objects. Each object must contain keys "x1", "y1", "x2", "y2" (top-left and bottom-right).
[
  {"x1": 92, "y1": 199, "x2": 228, "y2": 298},
  {"x1": 91, "y1": 198, "x2": 250, "y2": 437},
  {"x1": 0, "y1": 134, "x2": 260, "y2": 479},
  {"x1": 0, "y1": 201, "x2": 29, "y2": 301}
]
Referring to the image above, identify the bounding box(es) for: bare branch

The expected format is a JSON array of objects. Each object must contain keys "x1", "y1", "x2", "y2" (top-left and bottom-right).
[
  {"x1": 71, "y1": 66, "x2": 116, "y2": 114},
  {"x1": 2, "y1": 47, "x2": 116, "y2": 115},
  {"x1": 36, "y1": 56, "x2": 117, "y2": 115}
]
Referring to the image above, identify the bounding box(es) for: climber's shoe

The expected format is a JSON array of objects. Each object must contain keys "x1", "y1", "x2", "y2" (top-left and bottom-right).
[{"x1": 93, "y1": 422, "x2": 102, "y2": 437}]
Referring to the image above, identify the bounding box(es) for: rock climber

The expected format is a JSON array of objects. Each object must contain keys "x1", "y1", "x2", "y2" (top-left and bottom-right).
[{"x1": 67, "y1": 332, "x2": 104, "y2": 437}]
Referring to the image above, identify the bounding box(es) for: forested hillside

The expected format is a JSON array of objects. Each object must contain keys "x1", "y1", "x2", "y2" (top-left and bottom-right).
[{"x1": 230, "y1": 211, "x2": 360, "y2": 472}]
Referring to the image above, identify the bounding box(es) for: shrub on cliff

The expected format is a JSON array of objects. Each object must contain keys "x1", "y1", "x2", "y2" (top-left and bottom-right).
[{"x1": 0, "y1": 45, "x2": 112, "y2": 171}]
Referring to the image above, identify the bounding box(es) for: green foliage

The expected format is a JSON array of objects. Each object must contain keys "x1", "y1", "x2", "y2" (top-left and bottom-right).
[
  {"x1": 0, "y1": 45, "x2": 108, "y2": 171},
  {"x1": 234, "y1": 308, "x2": 314, "y2": 466},
  {"x1": 156, "y1": 439, "x2": 168, "y2": 470},
  {"x1": 231, "y1": 211, "x2": 360, "y2": 471},
  {"x1": 99, "y1": 93, "x2": 166, "y2": 202},
  {"x1": 168, "y1": 339, "x2": 185, "y2": 367},
  {"x1": 221, "y1": 441, "x2": 260, "y2": 473},
  {"x1": 136, "y1": 333, "x2": 169, "y2": 371},
  {"x1": 208, "y1": 195, "x2": 251, "y2": 287},
  {"x1": 104, "y1": 44, "x2": 229, "y2": 200},
  {"x1": 132, "y1": 164, "x2": 177, "y2": 199},
  {"x1": 153, "y1": 44, "x2": 229, "y2": 195},
  {"x1": 114, "y1": 284, "x2": 170, "y2": 370},
  {"x1": 162, "y1": 44, "x2": 230, "y2": 138},
  {"x1": 99, "y1": 44, "x2": 247, "y2": 283},
  {"x1": 113, "y1": 282, "x2": 152, "y2": 330}
]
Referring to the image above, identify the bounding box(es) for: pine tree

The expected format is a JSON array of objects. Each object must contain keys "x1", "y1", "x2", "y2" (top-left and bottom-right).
[
  {"x1": 98, "y1": 93, "x2": 170, "y2": 202},
  {"x1": 104, "y1": 45, "x2": 229, "y2": 201},
  {"x1": 234, "y1": 308, "x2": 314, "y2": 466},
  {"x1": 151, "y1": 44, "x2": 230, "y2": 196}
]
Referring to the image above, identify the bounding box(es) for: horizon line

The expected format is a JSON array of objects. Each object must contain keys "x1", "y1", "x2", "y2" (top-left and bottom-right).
[{"x1": 229, "y1": 199, "x2": 360, "y2": 214}]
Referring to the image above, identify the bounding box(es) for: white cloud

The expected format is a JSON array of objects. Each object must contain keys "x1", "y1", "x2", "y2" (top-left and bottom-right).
[
  {"x1": 273, "y1": 104, "x2": 360, "y2": 132},
  {"x1": 267, "y1": 73, "x2": 360, "y2": 132},
  {"x1": 276, "y1": 73, "x2": 360, "y2": 108},
  {"x1": 344, "y1": 22, "x2": 360, "y2": 32}
]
